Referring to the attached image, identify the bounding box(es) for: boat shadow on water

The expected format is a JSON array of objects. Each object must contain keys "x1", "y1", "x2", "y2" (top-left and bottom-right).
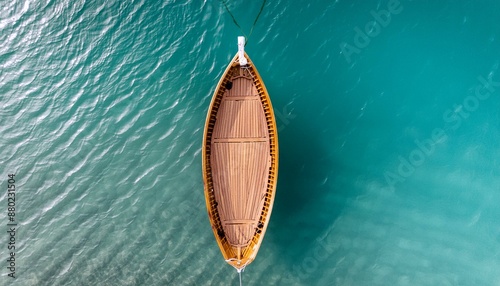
[{"x1": 266, "y1": 117, "x2": 353, "y2": 275}]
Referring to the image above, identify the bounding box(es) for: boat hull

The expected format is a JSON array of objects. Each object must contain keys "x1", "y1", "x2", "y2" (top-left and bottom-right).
[{"x1": 202, "y1": 52, "x2": 278, "y2": 270}]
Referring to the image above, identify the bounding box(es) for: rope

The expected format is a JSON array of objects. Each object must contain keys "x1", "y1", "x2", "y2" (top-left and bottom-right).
[
  {"x1": 237, "y1": 267, "x2": 245, "y2": 286},
  {"x1": 220, "y1": 0, "x2": 267, "y2": 46}
]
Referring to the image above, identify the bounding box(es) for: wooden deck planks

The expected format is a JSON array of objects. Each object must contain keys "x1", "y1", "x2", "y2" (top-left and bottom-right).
[
  {"x1": 225, "y1": 75, "x2": 258, "y2": 97},
  {"x1": 212, "y1": 142, "x2": 269, "y2": 246},
  {"x1": 210, "y1": 73, "x2": 271, "y2": 247},
  {"x1": 212, "y1": 100, "x2": 268, "y2": 139}
]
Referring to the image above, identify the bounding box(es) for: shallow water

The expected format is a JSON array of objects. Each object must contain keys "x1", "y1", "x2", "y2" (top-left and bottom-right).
[{"x1": 1, "y1": 0, "x2": 499, "y2": 285}]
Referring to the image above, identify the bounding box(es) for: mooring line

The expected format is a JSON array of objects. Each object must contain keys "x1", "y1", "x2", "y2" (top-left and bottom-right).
[{"x1": 220, "y1": 0, "x2": 267, "y2": 46}]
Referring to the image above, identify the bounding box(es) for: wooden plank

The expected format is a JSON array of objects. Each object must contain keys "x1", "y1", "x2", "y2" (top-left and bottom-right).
[
  {"x1": 223, "y1": 96, "x2": 259, "y2": 101},
  {"x1": 213, "y1": 138, "x2": 267, "y2": 143},
  {"x1": 223, "y1": 219, "x2": 256, "y2": 224}
]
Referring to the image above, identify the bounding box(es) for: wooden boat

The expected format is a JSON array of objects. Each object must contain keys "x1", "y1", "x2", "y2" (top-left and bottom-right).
[{"x1": 202, "y1": 37, "x2": 278, "y2": 271}]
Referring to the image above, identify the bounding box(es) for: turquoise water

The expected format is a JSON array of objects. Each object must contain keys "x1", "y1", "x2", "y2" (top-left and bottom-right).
[{"x1": 1, "y1": 0, "x2": 499, "y2": 285}]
